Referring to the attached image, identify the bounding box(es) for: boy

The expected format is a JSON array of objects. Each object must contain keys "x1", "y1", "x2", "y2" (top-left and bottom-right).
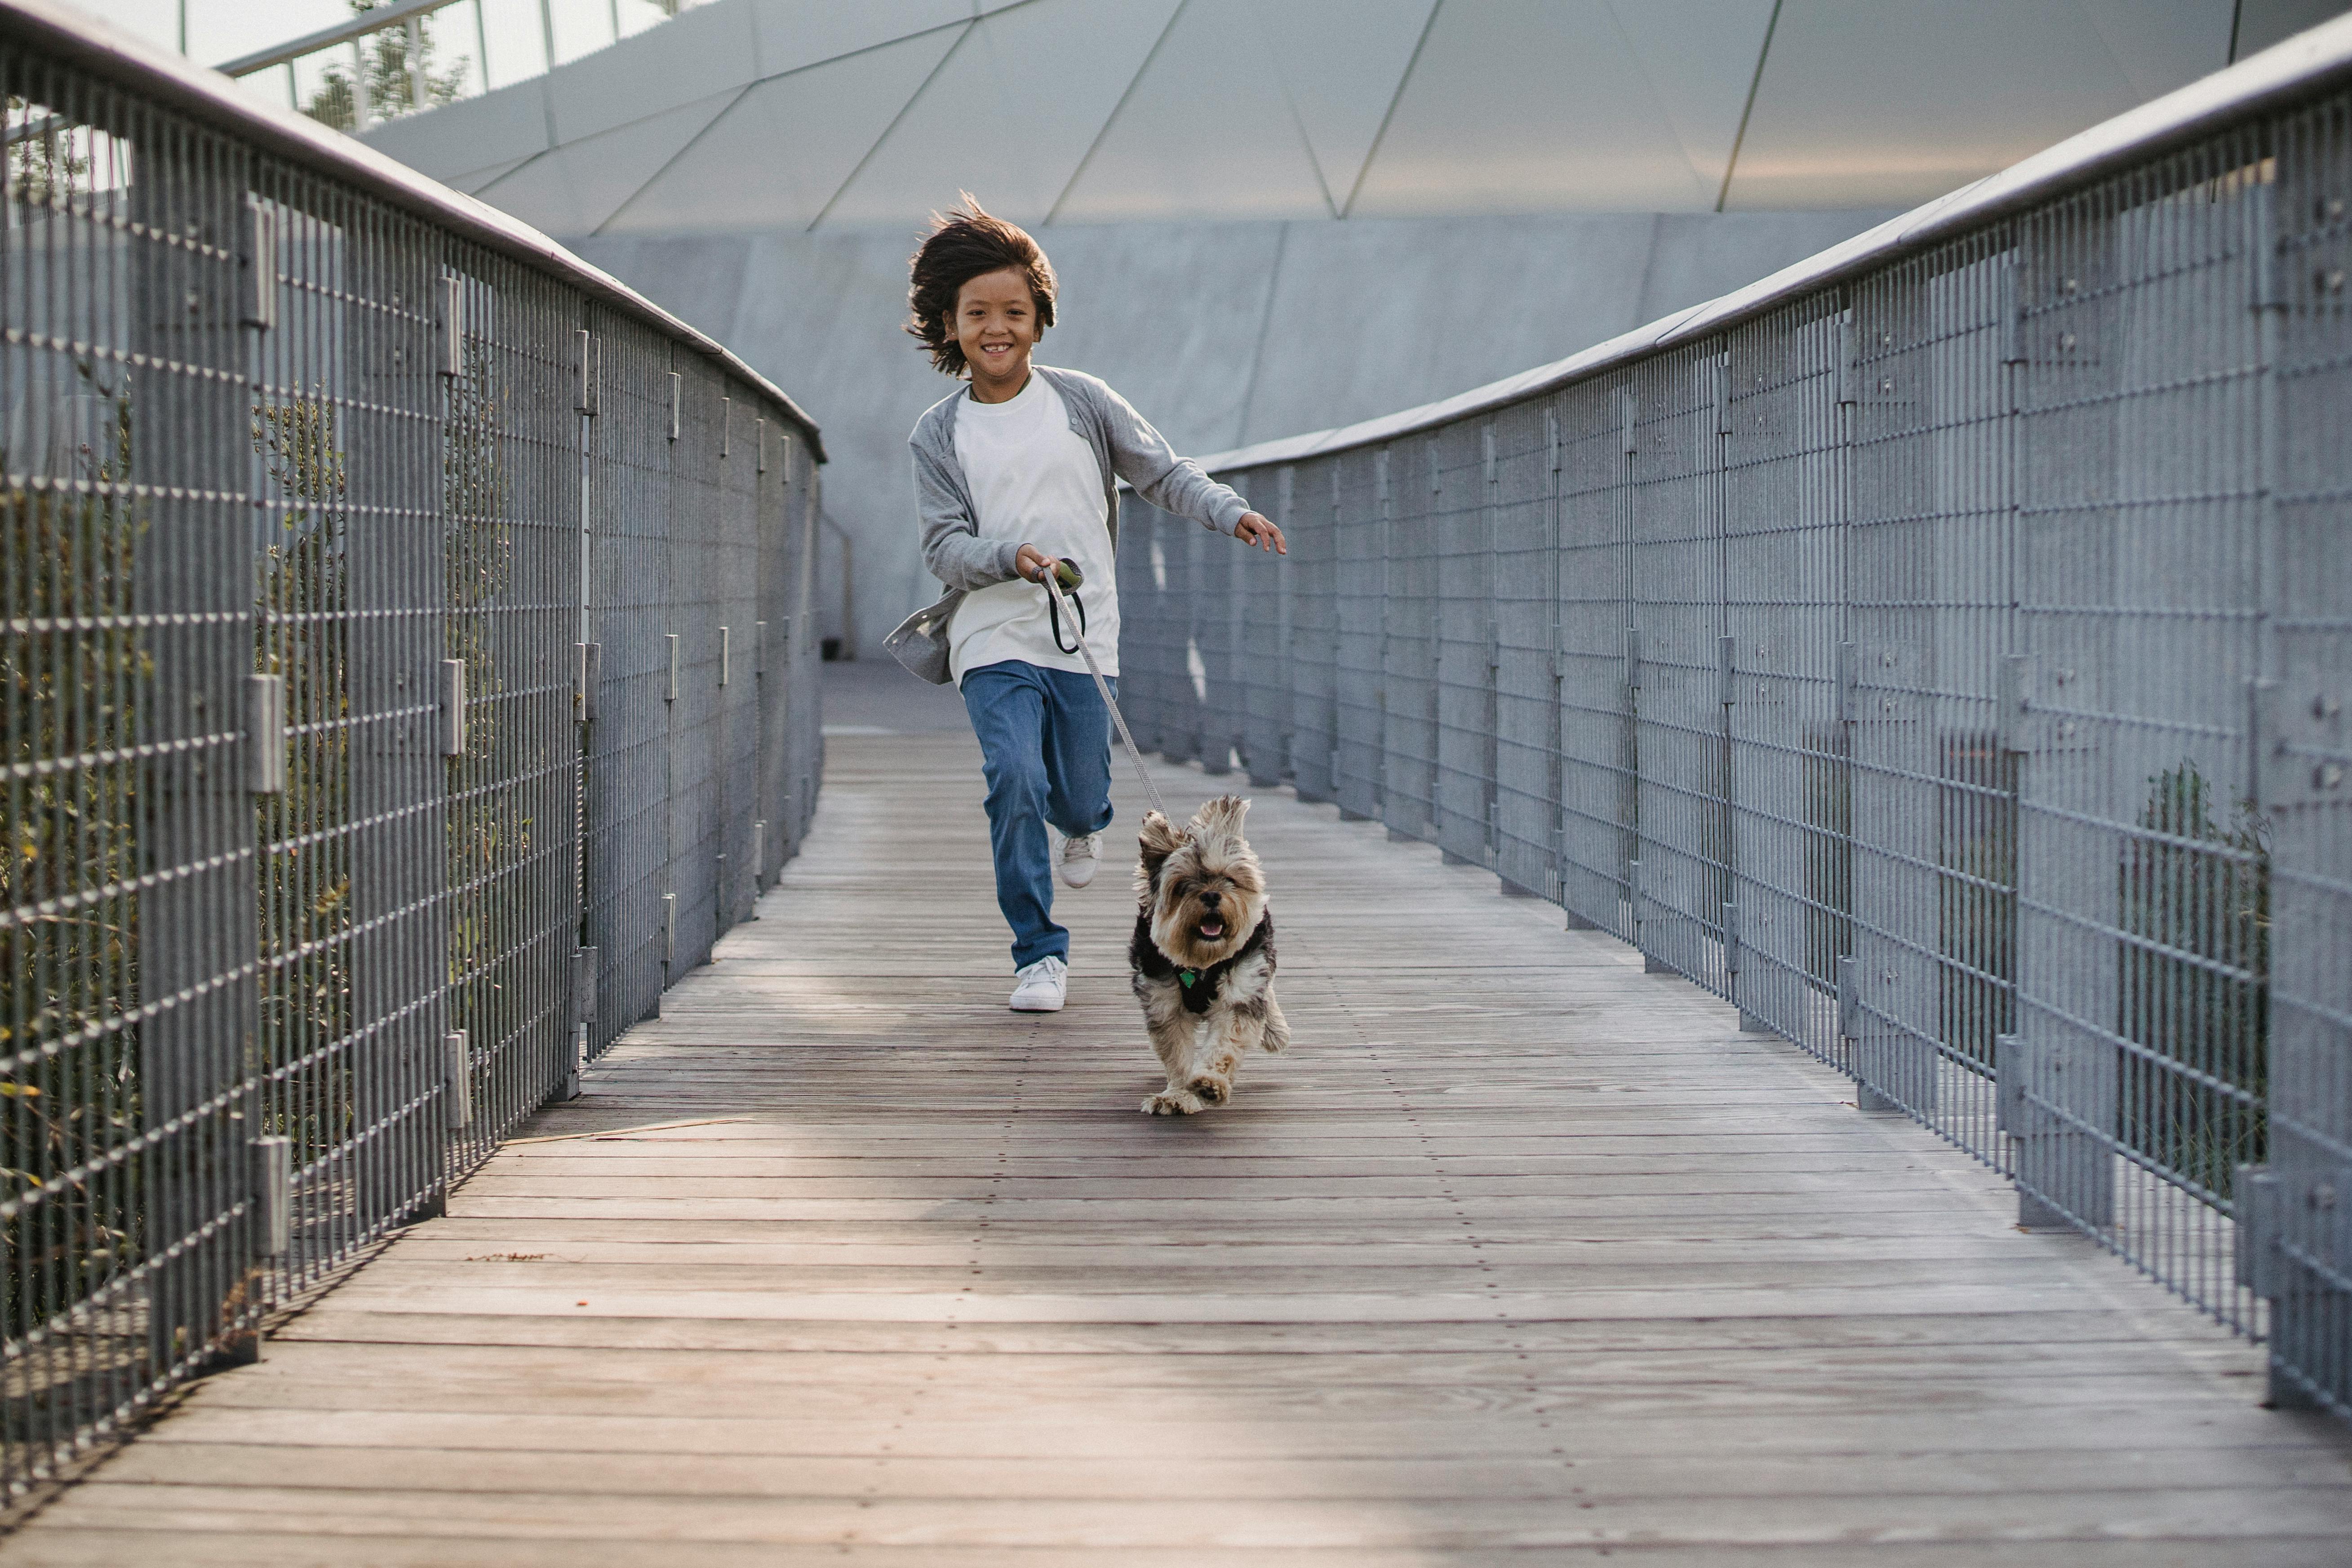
[{"x1": 885, "y1": 197, "x2": 1286, "y2": 1012}]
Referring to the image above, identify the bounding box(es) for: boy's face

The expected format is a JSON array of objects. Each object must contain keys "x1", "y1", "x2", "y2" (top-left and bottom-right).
[{"x1": 955, "y1": 266, "x2": 1039, "y2": 396}]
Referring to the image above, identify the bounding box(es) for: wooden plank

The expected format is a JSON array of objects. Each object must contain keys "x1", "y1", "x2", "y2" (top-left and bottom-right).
[
  {"x1": 7, "y1": 1535, "x2": 2348, "y2": 1568},
  {"x1": 10, "y1": 726, "x2": 2347, "y2": 1564}
]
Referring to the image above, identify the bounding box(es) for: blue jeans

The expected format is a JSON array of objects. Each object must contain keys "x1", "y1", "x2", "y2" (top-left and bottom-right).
[{"x1": 961, "y1": 661, "x2": 1116, "y2": 970}]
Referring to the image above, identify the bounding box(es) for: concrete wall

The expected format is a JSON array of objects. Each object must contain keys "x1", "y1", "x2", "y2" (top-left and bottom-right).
[{"x1": 569, "y1": 209, "x2": 1895, "y2": 659}]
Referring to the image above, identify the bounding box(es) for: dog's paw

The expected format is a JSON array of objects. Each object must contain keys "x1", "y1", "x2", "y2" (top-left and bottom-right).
[
  {"x1": 1142, "y1": 1088, "x2": 1206, "y2": 1116},
  {"x1": 1186, "y1": 1073, "x2": 1232, "y2": 1107}
]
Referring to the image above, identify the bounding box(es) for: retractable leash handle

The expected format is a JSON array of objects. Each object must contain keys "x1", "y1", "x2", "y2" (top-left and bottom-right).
[{"x1": 1039, "y1": 564, "x2": 1170, "y2": 823}]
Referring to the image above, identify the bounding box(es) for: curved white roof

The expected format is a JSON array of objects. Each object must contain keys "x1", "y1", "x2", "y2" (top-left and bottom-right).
[{"x1": 358, "y1": 0, "x2": 2312, "y2": 237}]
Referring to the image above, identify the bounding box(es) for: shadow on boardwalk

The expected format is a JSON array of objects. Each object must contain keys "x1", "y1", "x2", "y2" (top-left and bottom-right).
[{"x1": 7, "y1": 724, "x2": 2352, "y2": 1564}]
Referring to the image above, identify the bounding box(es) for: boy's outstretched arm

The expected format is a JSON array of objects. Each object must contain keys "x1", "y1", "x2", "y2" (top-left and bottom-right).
[{"x1": 1098, "y1": 381, "x2": 1283, "y2": 555}]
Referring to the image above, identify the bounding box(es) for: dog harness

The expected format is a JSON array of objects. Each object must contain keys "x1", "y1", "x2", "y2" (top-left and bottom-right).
[{"x1": 1129, "y1": 911, "x2": 1275, "y2": 1016}]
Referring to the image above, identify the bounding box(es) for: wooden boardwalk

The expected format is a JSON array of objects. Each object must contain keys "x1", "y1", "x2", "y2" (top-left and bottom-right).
[{"x1": 9, "y1": 727, "x2": 2352, "y2": 1565}]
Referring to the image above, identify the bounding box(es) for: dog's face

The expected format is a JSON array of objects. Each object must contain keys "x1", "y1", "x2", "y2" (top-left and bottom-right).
[{"x1": 1136, "y1": 795, "x2": 1266, "y2": 970}]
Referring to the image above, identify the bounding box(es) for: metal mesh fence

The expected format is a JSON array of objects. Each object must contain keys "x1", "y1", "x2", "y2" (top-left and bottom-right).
[
  {"x1": 1121, "y1": 70, "x2": 2352, "y2": 1418},
  {"x1": 1, "y1": 20, "x2": 822, "y2": 1495}
]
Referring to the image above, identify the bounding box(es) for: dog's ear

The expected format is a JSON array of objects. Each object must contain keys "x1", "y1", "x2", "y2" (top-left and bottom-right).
[
  {"x1": 1136, "y1": 810, "x2": 1185, "y2": 884},
  {"x1": 1190, "y1": 795, "x2": 1250, "y2": 848}
]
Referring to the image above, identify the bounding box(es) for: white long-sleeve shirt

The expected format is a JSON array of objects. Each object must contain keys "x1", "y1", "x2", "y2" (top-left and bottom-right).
[{"x1": 947, "y1": 373, "x2": 1121, "y2": 684}]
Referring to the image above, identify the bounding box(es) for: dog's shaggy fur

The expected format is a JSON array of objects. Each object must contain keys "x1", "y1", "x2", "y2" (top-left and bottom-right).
[{"x1": 1128, "y1": 795, "x2": 1289, "y2": 1115}]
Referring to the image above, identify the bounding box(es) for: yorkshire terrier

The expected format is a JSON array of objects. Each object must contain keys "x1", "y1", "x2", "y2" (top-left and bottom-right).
[{"x1": 1129, "y1": 796, "x2": 1288, "y2": 1115}]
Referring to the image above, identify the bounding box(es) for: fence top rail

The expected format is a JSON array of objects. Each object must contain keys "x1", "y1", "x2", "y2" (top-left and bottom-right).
[
  {"x1": 1180, "y1": 12, "x2": 2352, "y2": 481},
  {"x1": 213, "y1": 0, "x2": 467, "y2": 80},
  {"x1": 0, "y1": 0, "x2": 824, "y2": 461}
]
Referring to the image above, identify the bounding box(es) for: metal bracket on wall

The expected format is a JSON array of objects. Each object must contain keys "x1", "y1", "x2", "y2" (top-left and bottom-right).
[
  {"x1": 750, "y1": 822, "x2": 766, "y2": 895},
  {"x1": 668, "y1": 372, "x2": 681, "y2": 441},
  {"x1": 719, "y1": 626, "x2": 731, "y2": 688},
  {"x1": 444, "y1": 1031, "x2": 471, "y2": 1129},
  {"x1": 754, "y1": 621, "x2": 767, "y2": 676},
  {"x1": 1997, "y1": 653, "x2": 2030, "y2": 752},
  {"x1": 1997, "y1": 652, "x2": 2094, "y2": 755},
  {"x1": 239, "y1": 194, "x2": 276, "y2": 331},
  {"x1": 2234, "y1": 1164, "x2": 2282, "y2": 1298},
  {"x1": 1481, "y1": 425, "x2": 1496, "y2": 485},
  {"x1": 720, "y1": 396, "x2": 732, "y2": 458},
  {"x1": 249, "y1": 1137, "x2": 291, "y2": 1258},
  {"x1": 2250, "y1": 182, "x2": 2282, "y2": 313},
  {"x1": 438, "y1": 274, "x2": 462, "y2": 377},
  {"x1": 757, "y1": 417, "x2": 768, "y2": 473},
  {"x1": 665, "y1": 633, "x2": 679, "y2": 702},
  {"x1": 572, "y1": 947, "x2": 598, "y2": 1028},
  {"x1": 1713, "y1": 359, "x2": 1732, "y2": 435},
  {"x1": 440, "y1": 659, "x2": 466, "y2": 757},
  {"x1": 662, "y1": 892, "x2": 678, "y2": 965},
  {"x1": 1620, "y1": 389, "x2": 1638, "y2": 455},
  {"x1": 574, "y1": 329, "x2": 599, "y2": 415},
  {"x1": 1718, "y1": 635, "x2": 1737, "y2": 707},
  {"x1": 1835, "y1": 312, "x2": 1859, "y2": 406},
  {"x1": 2000, "y1": 259, "x2": 2028, "y2": 365},
  {"x1": 574, "y1": 641, "x2": 600, "y2": 723},
  {"x1": 1851, "y1": 642, "x2": 1918, "y2": 723},
  {"x1": 1546, "y1": 405, "x2": 1561, "y2": 473},
  {"x1": 1837, "y1": 954, "x2": 1858, "y2": 1040},
  {"x1": 1722, "y1": 900, "x2": 1741, "y2": 974},
  {"x1": 2254, "y1": 675, "x2": 2348, "y2": 808},
  {"x1": 1994, "y1": 1031, "x2": 2023, "y2": 1132},
  {"x1": 1625, "y1": 626, "x2": 1642, "y2": 692},
  {"x1": 247, "y1": 674, "x2": 285, "y2": 795}
]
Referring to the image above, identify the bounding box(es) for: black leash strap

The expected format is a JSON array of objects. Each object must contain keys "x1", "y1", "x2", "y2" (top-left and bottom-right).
[
  {"x1": 1047, "y1": 584, "x2": 1086, "y2": 655},
  {"x1": 1041, "y1": 569, "x2": 1168, "y2": 821}
]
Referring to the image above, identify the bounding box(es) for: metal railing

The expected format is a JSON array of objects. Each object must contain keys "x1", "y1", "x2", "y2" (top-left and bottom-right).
[
  {"x1": 1, "y1": 0, "x2": 821, "y2": 1497},
  {"x1": 1121, "y1": 19, "x2": 2352, "y2": 1420}
]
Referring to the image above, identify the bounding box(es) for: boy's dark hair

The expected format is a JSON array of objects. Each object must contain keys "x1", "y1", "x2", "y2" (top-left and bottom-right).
[{"x1": 905, "y1": 193, "x2": 1057, "y2": 377}]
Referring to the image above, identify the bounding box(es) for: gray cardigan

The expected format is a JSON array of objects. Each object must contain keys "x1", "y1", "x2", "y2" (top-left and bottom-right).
[{"x1": 884, "y1": 365, "x2": 1252, "y2": 684}]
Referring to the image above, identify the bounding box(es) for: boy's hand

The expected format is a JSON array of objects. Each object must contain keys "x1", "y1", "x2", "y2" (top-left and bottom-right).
[
  {"x1": 1235, "y1": 512, "x2": 1287, "y2": 555},
  {"x1": 1015, "y1": 543, "x2": 1061, "y2": 585}
]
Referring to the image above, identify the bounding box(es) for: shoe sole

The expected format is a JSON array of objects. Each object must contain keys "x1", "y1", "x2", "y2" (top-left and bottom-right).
[
  {"x1": 1059, "y1": 868, "x2": 1096, "y2": 889},
  {"x1": 1009, "y1": 995, "x2": 1065, "y2": 1012}
]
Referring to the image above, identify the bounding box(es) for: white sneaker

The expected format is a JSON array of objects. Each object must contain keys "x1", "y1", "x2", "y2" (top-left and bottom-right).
[
  {"x1": 1059, "y1": 832, "x2": 1101, "y2": 889},
  {"x1": 1009, "y1": 955, "x2": 1067, "y2": 1012}
]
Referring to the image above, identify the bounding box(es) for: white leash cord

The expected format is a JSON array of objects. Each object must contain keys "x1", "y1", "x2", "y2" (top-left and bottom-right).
[{"x1": 1040, "y1": 569, "x2": 1170, "y2": 823}]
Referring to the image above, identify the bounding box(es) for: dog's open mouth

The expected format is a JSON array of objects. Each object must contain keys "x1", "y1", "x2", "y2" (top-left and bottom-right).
[{"x1": 1197, "y1": 919, "x2": 1225, "y2": 941}]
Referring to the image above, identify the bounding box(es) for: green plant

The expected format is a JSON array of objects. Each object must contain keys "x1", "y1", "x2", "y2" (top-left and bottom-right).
[
  {"x1": 0, "y1": 364, "x2": 148, "y2": 1421},
  {"x1": 442, "y1": 336, "x2": 535, "y2": 1093},
  {"x1": 302, "y1": 1, "x2": 469, "y2": 132},
  {"x1": 6, "y1": 98, "x2": 92, "y2": 209},
  {"x1": 2118, "y1": 762, "x2": 2270, "y2": 1204},
  {"x1": 252, "y1": 389, "x2": 354, "y2": 1166}
]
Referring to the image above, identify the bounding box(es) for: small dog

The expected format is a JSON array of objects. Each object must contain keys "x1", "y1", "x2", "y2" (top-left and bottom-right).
[{"x1": 1129, "y1": 795, "x2": 1289, "y2": 1115}]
